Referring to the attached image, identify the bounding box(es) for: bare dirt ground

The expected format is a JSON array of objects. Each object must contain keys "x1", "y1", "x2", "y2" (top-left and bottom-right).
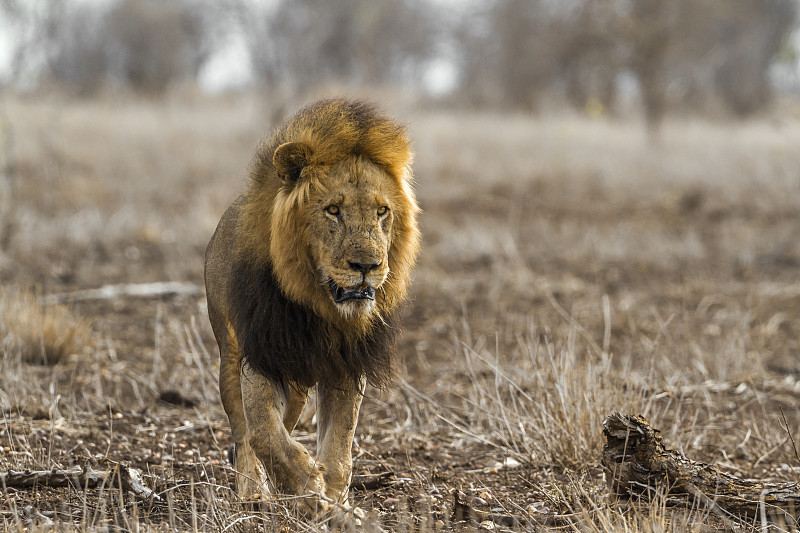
[{"x1": 2, "y1": 91, "x2": 800, "y2": 531}]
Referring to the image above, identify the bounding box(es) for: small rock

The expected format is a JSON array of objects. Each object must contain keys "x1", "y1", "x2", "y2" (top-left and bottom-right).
[
  {"x1": 526, "y1": 501, "x2": 550, "y2": 514},
  {"x1": 382, "y1": 497, "x2": 400, "y2": 509},
  {"x1": 158, "y1": 390, "x2": 196, "y2": 408}
]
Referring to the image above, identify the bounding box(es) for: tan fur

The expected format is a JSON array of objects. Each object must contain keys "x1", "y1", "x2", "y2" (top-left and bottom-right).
[{"x1": 204, "y1": 99, "x2": 420, "y2": 519}]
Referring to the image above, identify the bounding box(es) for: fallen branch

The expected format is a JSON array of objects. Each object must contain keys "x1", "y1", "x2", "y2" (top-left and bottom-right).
[
  {"x1": 602, "y1": 412, "x2": 800, "y2": 525},
  {"x1": 349, "y1": 472, "x2": 395, "y2": 491},
  {"x1": 41, "y1": 282, "x2": 201, "y2": 305},
  {"x1": 0, "y1": 464, "x2": 158, "y2": 500}
]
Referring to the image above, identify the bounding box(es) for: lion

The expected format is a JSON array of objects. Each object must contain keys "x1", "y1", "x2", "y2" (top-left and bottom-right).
[{"x1": 204, "y1": 98, "x2": 420, "y2": 518}]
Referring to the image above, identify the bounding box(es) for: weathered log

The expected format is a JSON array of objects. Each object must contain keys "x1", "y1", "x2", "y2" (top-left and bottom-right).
[
  {"x1": 0, "y1": 464, "x2": 158, "y2": 500},
  {"x1": 602, "y1": 412, "x2": 800, "y2": 525}
]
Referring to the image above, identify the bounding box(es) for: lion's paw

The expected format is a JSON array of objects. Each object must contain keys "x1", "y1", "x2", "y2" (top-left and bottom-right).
[
  {"x1": 321, "y1": 504, "x2": 368, "y2": 531},
  {"x1": 292, "y1": 492, "x2": 331, "y2": 519}
]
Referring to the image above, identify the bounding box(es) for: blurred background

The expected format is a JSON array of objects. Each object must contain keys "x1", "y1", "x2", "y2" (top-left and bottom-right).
[{"x1": 1, "y1": 0, "x2": 799, "y2": 122}]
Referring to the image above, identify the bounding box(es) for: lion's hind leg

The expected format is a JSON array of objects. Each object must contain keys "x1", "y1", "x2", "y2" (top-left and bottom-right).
[{"x1": 219, "y1": 322, "x2": 267, "y2": 500}]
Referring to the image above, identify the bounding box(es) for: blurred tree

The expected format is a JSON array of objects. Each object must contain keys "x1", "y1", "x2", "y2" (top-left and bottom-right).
[
  {"x1": 0, "y1": 115, "x2": 15, "y2": 251},
  {"x1": 451, "y1": 3, "x2": 501, "y2": 108},
  {"x1": 490, "y1": 0, "x2": 566, "y2": 111},
  {"x1": 456, "y1": 0, "x2": 572, "y2": 111},
  {"x1": 629, "y1": 0, "x2": 798, "y2": 119},
  {"x1": 45, "y1": 2, "x2": 109, "y2": 95},
  {"x1": 0, "y1": 0, "x2": 797, "y2": 113},
  {"x1": 453, "y1": 0, "x2": 798, "y2": 118},
  {"x1": 1, "y1": 0, "x2": 219, "y2": 94},
  {"x1": 105, "y1": 0, "x2": 214, "y2": 93},
  {"x1": 710, "y1": 0, "x2": 797, "y2": 115},
  {"x1": 455, "y1": 1, "x2": 625, "y2": 113},
  {"x1": 239, "y1": 0, "x2": 438, "y2": 92},
  {"x1": 561, "y1": 1, "x2": 625, "y2": 115},
  {"x1": 623, "y1": 0, "x2": 678, "y2": 133},
  {"x1": 1, "y1": 0, "x2": 66, "y2": 86}
]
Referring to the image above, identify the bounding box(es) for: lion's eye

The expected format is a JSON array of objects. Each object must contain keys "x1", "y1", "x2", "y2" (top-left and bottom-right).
[
  {"x1": 377, "y1": 206, "x2": 389, "y2": 217},
  {"x1": 325, "y1": 205, "x2": 340, "y2": 216}
]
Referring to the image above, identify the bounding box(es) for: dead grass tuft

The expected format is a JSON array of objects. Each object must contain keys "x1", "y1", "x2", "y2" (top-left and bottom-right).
[
  {"x1": 426, "y1": 321, "x2": 648, "y2": 469},
  {"x1": 0, "y1": 289, "x2": 89, "y2": 365}
]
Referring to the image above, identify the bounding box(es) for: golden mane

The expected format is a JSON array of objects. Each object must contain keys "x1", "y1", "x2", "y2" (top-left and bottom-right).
[
  {"x1": 235, "y1": 98, "x2": 420, "y2": 333},
  {"x1": 256, "y1": 98, "x2": 413, "y2": 187}
]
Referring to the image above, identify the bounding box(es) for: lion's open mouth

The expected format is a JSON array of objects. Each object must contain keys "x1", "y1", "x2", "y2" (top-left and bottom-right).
[{"x1": 329, "y1": 280, "x2": 375, "y2": 303}]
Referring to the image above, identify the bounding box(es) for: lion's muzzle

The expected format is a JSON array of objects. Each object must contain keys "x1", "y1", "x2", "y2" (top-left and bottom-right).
[{"x1": 329, "y1": 280, "x2": 376, "y2": 303}]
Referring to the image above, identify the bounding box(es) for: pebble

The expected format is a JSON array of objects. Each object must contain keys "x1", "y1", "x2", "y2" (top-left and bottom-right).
[
  {"x1": 527, "y1": 501, "x2": 550, "y2": 514},
  {"x1": 383, "y1": 497, "x2": 400, "y2": 508}
]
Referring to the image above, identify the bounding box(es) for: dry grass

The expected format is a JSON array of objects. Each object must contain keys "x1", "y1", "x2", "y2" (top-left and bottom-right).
[
  {"x1": 1, "y1": 89, "x2": 800, "y2": 530},
  {"x1": 0, "y1": 289, "x2": 89, "y2": 366}
]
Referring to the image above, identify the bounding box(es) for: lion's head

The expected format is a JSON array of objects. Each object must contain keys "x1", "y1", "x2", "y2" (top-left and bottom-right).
[{"x1": 238, "y1": 99, "x2": 420, "y2": 332}]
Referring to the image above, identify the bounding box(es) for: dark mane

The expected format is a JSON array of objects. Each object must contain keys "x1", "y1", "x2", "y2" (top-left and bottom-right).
[{"x1": 228, "y1": 259, "x2": 398, "y2": 388}]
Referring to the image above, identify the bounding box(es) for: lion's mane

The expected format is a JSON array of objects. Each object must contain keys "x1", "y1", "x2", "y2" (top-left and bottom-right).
[{"x1": 228, "y1": 99, "x2": 420, "y2": 388}]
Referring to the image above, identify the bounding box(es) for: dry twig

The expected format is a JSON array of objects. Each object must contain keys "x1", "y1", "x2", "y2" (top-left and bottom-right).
[
  {"x1": 0, "y1": 464, "x2": 158, "y2": 501},
  {"x1": 350, "y1": 472, "x2": 395, "y2": 491},
  {"x1": 41, "y1": 282, "x2": 200, "y2": 305}
]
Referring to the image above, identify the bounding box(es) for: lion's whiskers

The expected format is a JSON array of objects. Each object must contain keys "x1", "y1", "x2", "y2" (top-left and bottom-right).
[{"x1": 373, "y1": 308, "x2": 389, "y2": 328}]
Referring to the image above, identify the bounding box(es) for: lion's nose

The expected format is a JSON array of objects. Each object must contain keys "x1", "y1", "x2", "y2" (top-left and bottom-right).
[{"x1": 348, "y1": 261, "x2": 380, "y2": 275}]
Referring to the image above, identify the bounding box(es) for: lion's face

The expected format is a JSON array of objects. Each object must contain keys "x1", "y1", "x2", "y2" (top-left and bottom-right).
[
  {"x1": 262, "y1": 118, "x2": 419, "y2": 329},
  {"x1": 308, "y1": 157, "x2": 393, "y2": 318},
  {"x1": 267, "y1": 139, "x2": 417, "y2": 325}
]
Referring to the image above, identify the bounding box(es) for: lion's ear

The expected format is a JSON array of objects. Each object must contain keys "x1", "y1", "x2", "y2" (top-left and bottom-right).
[{"x1": 273, "y1": 142, "x2": 313, "y2": 182}]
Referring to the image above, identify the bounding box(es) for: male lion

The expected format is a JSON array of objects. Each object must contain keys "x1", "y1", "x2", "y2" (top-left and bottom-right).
[{"x1": 204, "y1": 99, "x2": 420, "y2": 517}]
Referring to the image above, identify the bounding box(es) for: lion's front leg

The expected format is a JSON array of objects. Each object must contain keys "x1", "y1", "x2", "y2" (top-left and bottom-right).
[
  {"x1": 316, "y1": 376, "x2": 366, "y2": 504},
  {"x1": 240, "y1": 366, "x2": 329, "y2": 517}
]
